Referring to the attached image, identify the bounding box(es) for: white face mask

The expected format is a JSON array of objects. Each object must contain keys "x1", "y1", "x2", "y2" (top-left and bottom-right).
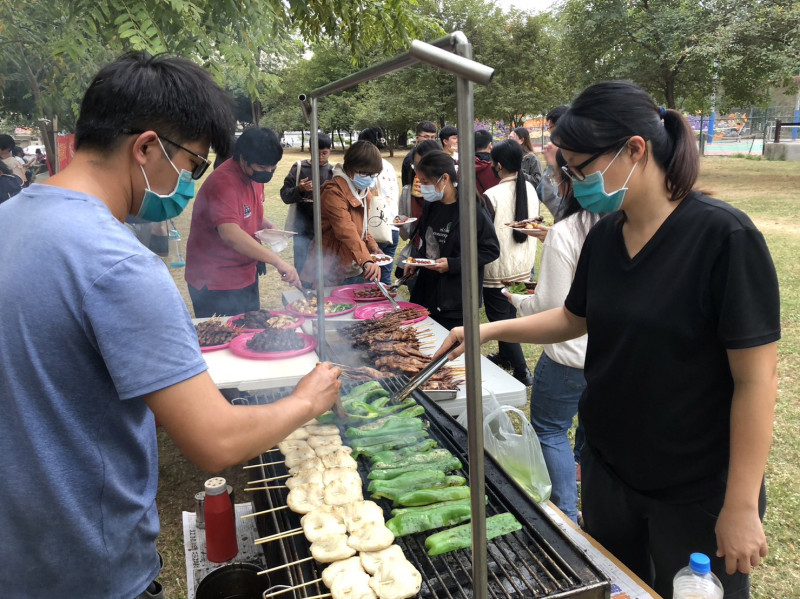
[{"x1": 420, "y1": 175, "x2": 444, "y2": 203}]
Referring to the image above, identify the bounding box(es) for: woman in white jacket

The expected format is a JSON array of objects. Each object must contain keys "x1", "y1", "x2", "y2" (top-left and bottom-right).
[
  {"x1": 504, "y1": 152, "x2": 600, "y2": 523},
  {"x1": 482, "y1": 140, "x2": 539, "y2": 385}
]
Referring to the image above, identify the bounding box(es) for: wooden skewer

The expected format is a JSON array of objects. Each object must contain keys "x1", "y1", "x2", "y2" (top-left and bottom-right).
[
  {"x1": 244, "y1": 485, "x2": 286, "y2": 492},
  {"x1": 243, "y1": 460, "x2": 284, "y2": 470},
  {"x1": 258, "y1": 556, "x2": 314, "y2": 575},
  {"x1": 248, "y1": 474, "x2": 290, "y2": 484},
  {"x1": 303, "y1": 593, "x2": 332, "y2": 599},
  {"x1": 254, "y1": 527, "x2": 303, "y2": 545},
  {"x1": 263, "y1": 578, "x2": 323, "y2": 597},
  {"x1": 241, "y1": 505, "x2": 288, "y2": 519}
]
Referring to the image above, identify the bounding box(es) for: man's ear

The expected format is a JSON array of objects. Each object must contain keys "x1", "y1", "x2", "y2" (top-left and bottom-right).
[{"x1": 131, "y1": 130, "x2": 160, "y2": 167}]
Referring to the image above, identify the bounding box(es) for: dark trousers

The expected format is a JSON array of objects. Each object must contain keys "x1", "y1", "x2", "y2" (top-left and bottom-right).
[
  {"x1": 293, "y1": 233, "x2": 313, "y2": 280},
  {"x1": 188, "y1": 280, "x2": 260, "y2": 317},
  {"x1": 482, "y1": 287, "x2": 527, "y2": 372},
  {"x1": 378, "y1": 230, "x2": 400, "y2": 285},
  {"x1": 431, "y1": 313, "x2": 463, "y2": 331},
  {"x1": 581, "y1": 442, "x2": 765, "y2": 599}
]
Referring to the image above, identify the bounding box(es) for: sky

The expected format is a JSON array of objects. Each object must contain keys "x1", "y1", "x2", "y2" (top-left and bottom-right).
[{"x1": 493, "y1": 0, "x2": 560, "y2": 14}]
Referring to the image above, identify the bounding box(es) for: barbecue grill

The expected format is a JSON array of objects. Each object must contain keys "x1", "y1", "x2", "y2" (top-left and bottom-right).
[{"x1": 241, "y1": 378, "x2": 610, "y2": 599}]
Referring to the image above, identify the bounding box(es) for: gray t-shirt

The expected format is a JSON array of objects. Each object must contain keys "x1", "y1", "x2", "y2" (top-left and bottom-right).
[{"x1": 0, "y1": 184, "x2": 207, "y2": 597}]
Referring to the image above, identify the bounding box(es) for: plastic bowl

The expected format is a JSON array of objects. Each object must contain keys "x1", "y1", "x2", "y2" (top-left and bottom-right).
[{"x1": 195, "y1": 562, "x2": 268, "y2": 599}]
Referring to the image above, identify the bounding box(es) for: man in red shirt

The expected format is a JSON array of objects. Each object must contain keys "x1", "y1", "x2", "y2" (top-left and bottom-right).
[{"x1": 185, "y1": 127, "x2": 301, "y2": 317}]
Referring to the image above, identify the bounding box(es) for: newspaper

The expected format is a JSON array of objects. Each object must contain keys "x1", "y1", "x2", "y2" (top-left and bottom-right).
[
  {"x1": 182, "y1": 503, "x2": 265, "y2": 599},
  {"x1": 541, "y1": 503, "x2": 658, "y2": 599}
]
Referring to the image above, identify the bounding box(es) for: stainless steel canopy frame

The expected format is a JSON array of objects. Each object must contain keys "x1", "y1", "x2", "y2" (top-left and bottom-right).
[{"x1": 299, "y1": 31, "x2": 495, "y2": 598}]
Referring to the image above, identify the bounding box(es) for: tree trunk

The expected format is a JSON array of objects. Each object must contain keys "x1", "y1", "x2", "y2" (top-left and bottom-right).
[
  {"x1": 337, "y1": 129, "x2": 346, "y2": 151},
  {"x1": 301, "y1": 130, "x2": 305, "y2": 152},
  {"x1": 664, "y1": 76, "x2": 676, "y2": 110}
]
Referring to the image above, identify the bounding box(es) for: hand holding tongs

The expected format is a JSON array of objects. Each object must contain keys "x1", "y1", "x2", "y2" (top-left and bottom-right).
[
  {"x1": 375, "y1": 281, "x2": 402, "y2": 311},
  {"x1": 388, "y1": 271, "x2": 417, "y2": 293},
  {"x1": 296, "y1": 284, "x2": 316, "y2": 299},
  {"x1": 389, "y1": 340, "x2": 459, "y2": 403}
]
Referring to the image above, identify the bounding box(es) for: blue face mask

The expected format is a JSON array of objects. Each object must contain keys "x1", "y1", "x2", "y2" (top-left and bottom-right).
[
  {"x1": 353, "y1": 174, "x2": 376, "y2": 190},
  {"x1": 571, "y1": 145, "x2": 637, "y2": 214},
  {"x1": 420, "y1": 176, "x2": 444, "y2": 203},
  {"x1": 138, "y1": 139, "x2": 195, "y2": 222}
]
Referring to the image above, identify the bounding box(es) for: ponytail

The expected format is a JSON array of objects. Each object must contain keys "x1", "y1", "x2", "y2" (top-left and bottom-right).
[
  {"x1": 658, "y1": 108, "x2": 698, "y2": 202},
  {"x1": 491, "y1": 141, "x2": 529, "y2": 243}
]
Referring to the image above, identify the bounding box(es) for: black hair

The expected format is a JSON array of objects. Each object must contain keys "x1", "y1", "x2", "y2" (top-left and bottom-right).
[
  {"x1": 233, "y1": 127, "x2": 283, "y2": 166},
  {"x1": 545, "y1": 105, "x2": 569, "y2": 126},
  {"x1": 35, "y1": 148, "x2": 42, "y2": 154},
  {"x1": 474, "y1": 130, "x2": 493, "y2": 151},
  {"x1": 491, "y1": 141, "x2": 529, "y2": 243},
  {"x1": 415, "y1": 150, "x2": 457, "y2": 188},
  {"x1": 0, "y1": 134, "x2": 14, "y2": 152},
  {"x1": 512, "y1": 128, "x2": 534, "y2": 154},
  {"x1": 555, "y1": 149, "x2": 602, "y2": 238},
  {"x1": 552, "y1": 81, "x2": 698, "y2": 202},
  {"x1": 416, "y1": 121, "x2": 437, "y2": 135},
  {"x1": 358, "y1": 127, "x2": 386, "y2": 150},
  {"x1": 343, "y1": 140, "x2": 383, "y2": 176},
  {"x1": 439, "y1": 125, "x2": 458, "y2": 143},
  {"x1": 75, "y1": 51, "x2": 235, "y2": 158},
  {"x1": 412, "y1": 139, "x2": 441, "y2": 161},
  {"x1": 318, "y1": 133, "x2": 333, "y2": 150},
  {"x1": 12, "y1": 147, "x2": 24, "y2": 158}
]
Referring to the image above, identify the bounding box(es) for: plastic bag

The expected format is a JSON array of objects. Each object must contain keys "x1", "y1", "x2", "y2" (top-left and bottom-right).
[{"x1": 483, "y1": 406, "x2": 552, "y2": 504}]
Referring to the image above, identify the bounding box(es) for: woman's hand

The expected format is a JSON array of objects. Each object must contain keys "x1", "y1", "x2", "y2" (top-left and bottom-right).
[
  {"x1": 426, "y1": 258, "x2": 449, "y2": 273},
  {"x1": 715, "y1": 503, "x2": 768, "y2": 574},
  {"x1": 515, "y1": 225, "x2": 549, "y2": 241},
  {"x1": 432, "y1": 326, "x2": 466, "y2": 361},
  {"x1": 362, "y1": 261, "x2": 382, "y2": 282},
  {"x1": 543, "y1": 142, "x2": 558, "y2": 168},
  {"x1": 403, "y1": 264, "x2": 418, "y2": 277}
]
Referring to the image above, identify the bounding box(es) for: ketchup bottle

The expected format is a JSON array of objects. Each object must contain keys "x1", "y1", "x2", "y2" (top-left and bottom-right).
[{"x1": 203, "y1": 477, "x2": 238, "y2": 563}]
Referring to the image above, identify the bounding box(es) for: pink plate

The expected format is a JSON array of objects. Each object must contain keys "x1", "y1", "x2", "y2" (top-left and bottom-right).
[
  {"x1": 284, "y1": 297, "x2": 356, "y2": 318},
  {"x1": 331, "y1": 284, "x2": 397, "y2": 303},
  {"x1": 227, "y1": 311, "x2": 305, "y2": 332},
  {"x1": 200, "y1": 342, "x2": 231, "y2": 352},
  {"x1": 228, "y1": 332, "x2": 318, "y2": 360},
  {"x1": 353, "y1": 301, "x2": 429, "y2": 324}
]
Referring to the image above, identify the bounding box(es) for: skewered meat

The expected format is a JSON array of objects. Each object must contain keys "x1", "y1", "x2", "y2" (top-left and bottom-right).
[
  {"x1": 353, "y1": 287, "x2": 384, "y2": 299},
  {"x1": 285, "y1": 428, "x2": 309, "y2": 440},
  {"x1": 235, "y1": 309, "x2": 280, "y2": 329},
  {"x1": 194, "y1": 318, "x2": 240, "y2": 346},
  {"x1": 337, "y1": 365, "x2": 387, "y2": 381},
  {"x1": 322, "y1": 468, "x2": 361, "y2": 487},
  {"x1": 277, "y1": 439, "x2": 309, "y2": 455},
  {"x1": 246, "y1": 329, "x2": 305, "y2": 352},
  {"x1": 305, "y1": 424, "x2": 340, "y2": 436},
  {"x1": 331, "y1": 570, "x2": 376, "y2": 599},
  {"x1": 315, "y1": 444, "x2": 351, "y2": 459},
  {"x1": 324, "y1": 477, "x2": 364, "y2": 506},
  {"x1": 286, "y1": 482, "x2": 324, "y2": 514},
  {"x1": 285, "y1": 470, "x2": 323, "y2": 490},
  {"x1": 310, "y1": 533, "x2": 357, "y2": 563},
  {"x1": 340, "y1": 500, "x2": 386, "y2": 533},
  {"x1": 320, "y1": 450, "x2": 358, "y2": 470},
  {"x1": 375, "y1": 356, "x2": 430, "y2": 372},
  {"x1": 284, "y1": 446, "x2": 317, "y2": 469},
  {"x1": 288, "y1": 457, "x2": 325, "y2": 476},
  {"x1": 506, "y1": 215, "x2": 545, "y2": 228}
]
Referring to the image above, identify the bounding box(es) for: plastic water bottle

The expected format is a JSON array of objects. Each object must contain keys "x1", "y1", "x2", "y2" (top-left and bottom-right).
[
  {"x1": 168, "y1": 227, "x2": 185, "y2": 268},
  {"x1": 672, "y1": 553, "x2": 724, "y2": 599},
  {"x1": 203, "y1": 477, "x2": 238, "y2": 563}
]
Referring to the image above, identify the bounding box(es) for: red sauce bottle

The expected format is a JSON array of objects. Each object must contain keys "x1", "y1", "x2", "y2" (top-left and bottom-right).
[{"x1": 203, "y1": 477, "x2": 238, "y2": 563}]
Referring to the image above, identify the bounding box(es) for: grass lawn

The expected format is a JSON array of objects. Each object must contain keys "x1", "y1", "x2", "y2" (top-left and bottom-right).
[{"x1": 156, "y1": 149, "x2": 799, "y2": 598}]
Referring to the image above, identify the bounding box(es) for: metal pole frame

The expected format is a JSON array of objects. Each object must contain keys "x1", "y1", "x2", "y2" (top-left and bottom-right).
[{"x1": 299, "y1": 31, "x2": 494, "y2": 598}]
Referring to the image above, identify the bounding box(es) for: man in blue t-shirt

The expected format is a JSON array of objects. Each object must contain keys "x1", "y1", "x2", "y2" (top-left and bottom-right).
[{"x1": 0, "y1": 52, "x2": 342, "y2": 599}]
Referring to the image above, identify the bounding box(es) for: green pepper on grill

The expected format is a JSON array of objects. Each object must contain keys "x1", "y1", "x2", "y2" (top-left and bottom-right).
[
  {"x1": 349, "y1": 433, "x2": 431, "y2": 458},
  {"x1": 390, "y1": 496, "x2": 486, "y2": 517},
  {"x1": 367, "y1": 455, "x2": 462, "y2": 480},
  {"x1": 369, "y1": 440, "x2": 439, "y2": 465},
  {"x1": 393, "y1": 485, "x2": 473, "y2": 507},
  {"x1": 368, "y1": 471, "x2": 466, "y2": 501},
  {"x1": 345, "y1": 414, "x2": 425, "y2": 438},
  {"x1": 386, "y1": 500, "x2": 474, "y2": 537},
  {"x1": 424, "y1": 513, "x2": 523, "y2": 556},
  {"x1": 372, "y1": 448, "x2": 454, "y2": 469}
]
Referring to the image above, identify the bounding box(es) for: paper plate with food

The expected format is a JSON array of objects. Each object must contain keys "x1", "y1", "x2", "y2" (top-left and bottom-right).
[
  {"x1": 393, "y1": 215, "x2": 417, "y2": 226},
  {"x1": 285, "y1": 296, "x2": 356, "y2": 317},
  {"x1": 331, "y1": 283, "x2": 397, "y2": 303},
  {"x1": 401, "y1": 257, "x2": 437, "y2": 267},
  {"x1": 353, "y1": 301, "x2": 429, "y2": 324},
  {"x1": 369, "y1": 253, "x2": 393, "y2": 267},
  {"x1": 195, "y1": 318, "x2": 240, "y2": 352},
  {"x1": 505, "y1": 216, "x2": 549, "y2": 232},
  {"x1": 229, "y1": 331, "x2": 317, "y2": 359}
]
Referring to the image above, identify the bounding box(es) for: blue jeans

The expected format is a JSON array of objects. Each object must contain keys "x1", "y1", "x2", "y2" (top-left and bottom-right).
[
  {"x1": 378, "y1": 230, "x2": 399, "y2": 285},
  {"x1": 530, "y1": 351, "x2": 586, "y2": 523}
]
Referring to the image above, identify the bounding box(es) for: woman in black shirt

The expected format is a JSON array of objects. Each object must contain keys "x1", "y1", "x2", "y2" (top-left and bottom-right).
[
  {"x1": 436, "y1": 81, "x2": 779, "y2": 598},
  {"x1": 403, "y1": 151, "x2": 499, "y2": 330}
]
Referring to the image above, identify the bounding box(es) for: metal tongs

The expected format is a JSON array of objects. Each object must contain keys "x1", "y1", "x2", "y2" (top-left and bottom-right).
[
  {"x1": 296, "y1": 284, "x2": 316, "y2": 299},
  {"x1": 389, "y1": 340, "x2": 458, "y2": 403},
  {"x1": 375, "y1": 281, "x2": 402, "y2": 311},
  {"x1": 388, "y1": 271, "x2": 417, "y2": 292}
]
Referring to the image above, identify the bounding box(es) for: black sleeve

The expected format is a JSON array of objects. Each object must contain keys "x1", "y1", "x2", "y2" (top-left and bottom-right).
[
  {"x1": 710, "y1": 228, "x2": 781, "y2": 349},
  {"x1": 401, "y1": 152, "x2": 414, "y2": 187},
  {"x1": 447, "y1": 206, "x2": 500, "y2": 275},
  {"x1": 280, "y1": 164, "x2": 302, "y2": 204}
]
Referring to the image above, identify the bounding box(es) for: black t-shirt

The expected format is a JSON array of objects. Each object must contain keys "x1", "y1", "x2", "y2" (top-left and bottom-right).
[
  {"x1": 565, "y1": 191, "x2": 780, "y2": 500},
  {"x1": 422, "y1": 201, "x2": 459, "y2": 260}
]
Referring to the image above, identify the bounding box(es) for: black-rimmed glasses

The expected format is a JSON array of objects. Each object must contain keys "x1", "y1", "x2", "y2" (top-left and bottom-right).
[
  {"x1": 560, "y1": 140, "x2": 629, "y2": 182},
  {"x1": 126, "y1": 130, "x2": 211, "y2": 180}
]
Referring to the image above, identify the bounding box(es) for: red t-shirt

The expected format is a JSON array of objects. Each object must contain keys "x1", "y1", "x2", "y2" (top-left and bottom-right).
[{"x1": 185, "y1": 158, "x2": 265, "y2": 291}]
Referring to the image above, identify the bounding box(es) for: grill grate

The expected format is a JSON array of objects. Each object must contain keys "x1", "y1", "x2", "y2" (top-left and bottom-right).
[{"x1": 242, "y1": 377, "x2": 609, "y2": 599}]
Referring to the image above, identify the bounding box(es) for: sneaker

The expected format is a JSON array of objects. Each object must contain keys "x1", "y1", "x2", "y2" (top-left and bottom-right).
[
  {"x1": 487, "y1": 353, "x2": 512, "y2": 370},
  {"x1": 512, "y1": 367, "x2": 534, "y2": 387}
]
